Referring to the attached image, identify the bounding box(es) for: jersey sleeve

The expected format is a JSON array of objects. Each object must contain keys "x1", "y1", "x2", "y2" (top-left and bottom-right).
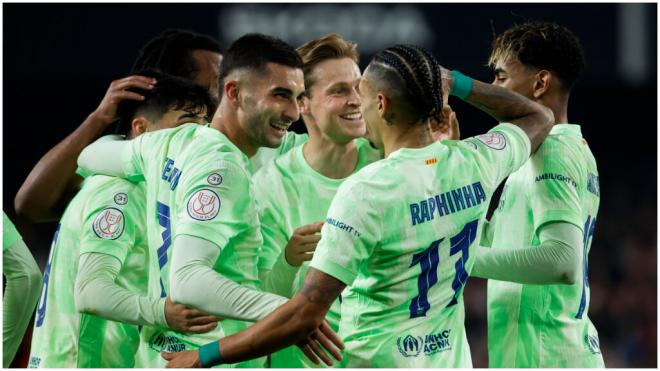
[
  {"x1": 173, "y1": 158, "x2": 252, "y2": 250},
  {"x1": 528, "y1": 142, "x2": 584, "y2": 233},
  {"x1": 120, "y1": 129, "x2": 171, "y2": 182},
  {"x1": 3, "y1": 213, "x2": 23, "y2": 251},
  {"x1": 79, "y1": 180, "x2": 144, "y2": 264},
  {"x1": 461, "y1": 123, "x2": 531, "y2": 190},
  {"x1": 309, "y1": 177, "x2": 381, "y2": 286}
]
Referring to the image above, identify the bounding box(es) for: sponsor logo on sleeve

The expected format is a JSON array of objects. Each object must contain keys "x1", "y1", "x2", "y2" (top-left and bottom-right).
[
  {"x1": 474, "y1": 132, "x2": 507, "y2": 150},
  {"x1": 207, "y1": 172, "x2": 223, "y2": 186},
  {"x1": 396, "y1": 330, "x2": 452, "y2": 358},
  {"x1": 92, "y1": 208, "x2": 125, "y2": 240},
  {"x1": 114, "y1": 192, "x2": 128, "y2": 205},
  {"x1": 187, "y1": 189, "x2": 220, "y2": 221},
  {"x1": 325, "y1": 217, "x2": 361, "y2": 237},
  {"x1": 535, "y1": 173, "x2": 577, "y2": 188}
]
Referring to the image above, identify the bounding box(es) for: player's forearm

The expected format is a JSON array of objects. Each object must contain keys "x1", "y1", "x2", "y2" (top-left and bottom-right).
[
  {"x1": 213, "y1": 294, "x2": 325, "y2": 365},
  {"x1": 471, "y1": 222, "x2": 582, "y2": 284},
  {"x1": 75, "y1": 253, "x2": 167, "y2": 327},
  {"x1": 15, "y1": 113, "x2": 114, "y2": 222},
  {"x1": 457, "y1": 77, "x2": 553, "y2": 152},
  {"x1": 77, "y1": 135, "x2": 129, "y2": 178},
  {"x1": 170, "y1": 235, "x2": 287, "y2": 321},
  {"x1": 259, "y1": 251, "x2": 299, "y2": 297},
  {"x1": 3, "y1": 241, "x2": 43, "y2": 367}
]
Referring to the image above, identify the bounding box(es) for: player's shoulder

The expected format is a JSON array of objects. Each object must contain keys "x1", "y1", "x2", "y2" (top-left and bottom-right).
[
  {"x1": 80, "y1": 175, "x2": 145, "y2": 208},
  {"x1": 534, "y1": 125, "x2": 590, "y2": 171},
  {"x1": 355, "y1": 137, "x2": 383, "y2": 165}
]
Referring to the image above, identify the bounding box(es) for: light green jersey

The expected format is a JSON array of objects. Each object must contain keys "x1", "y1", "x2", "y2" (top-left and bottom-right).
[
  {"x1": 120, "y1": 123, "x2": 264, "y2": 368},
  {"x1": 253, "y1": 138, "x2": 380, "y2": 367},
  {"x1": 309, "y1": 124, "x2": 531, "y2": 367},
  {"x1": 249, "y1": 131, "x2": 308, "y2": 173},
  {"x1": 3, "y1": 212, "x2": 22, "y2": 251},
  {"x1": 28, "y1": 175, "x2": 147, "y2": 368},
  {"x1": 486, "y1": 124, "x2": 603, "y2": 367}
]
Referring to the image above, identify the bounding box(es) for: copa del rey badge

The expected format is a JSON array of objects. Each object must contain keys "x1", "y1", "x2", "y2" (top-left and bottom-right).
[
  {"x1": 475, "y1": 132, "x2": 507, "y2": 150},
  {"x1": 92, "y1": 208, "x2": 125, "y2": 240},
  {"x1": 187, "y1": 189, "x2": 220, "y2": 221}
]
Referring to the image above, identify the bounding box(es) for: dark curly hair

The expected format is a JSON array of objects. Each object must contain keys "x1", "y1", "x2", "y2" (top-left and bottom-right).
[{"x1": 489, "y1": 22, "x2": 586, "y2": 91}]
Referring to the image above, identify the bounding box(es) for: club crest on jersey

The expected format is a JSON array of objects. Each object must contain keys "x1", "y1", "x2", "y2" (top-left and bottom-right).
[
  {"x1": 207, "y1": 173, "x2": 223, "y2": 186},
  {"x1": 187, "y1": 189, "x2": 220, "y2": 221},
  {"x1": 92, "y1": 207, "x2": 125, "y2": 240},
  {"x1": 114, "y1": 192, "x2": 128, "y2": 205},
  {"x1": 474, "y1": 132, "x2": 506, "y2": 150}
]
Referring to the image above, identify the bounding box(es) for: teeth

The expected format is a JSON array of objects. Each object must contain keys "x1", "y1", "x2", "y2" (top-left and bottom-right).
[
  {"x1": 270, "y1": 122, "x2": 289, "y2": 130},
  {"x1": 340, "y1": 112, "x2": 362, "y2": 120}
]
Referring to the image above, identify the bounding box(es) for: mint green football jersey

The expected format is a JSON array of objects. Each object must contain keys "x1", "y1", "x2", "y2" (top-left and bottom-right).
[
  {"x1": 253, "y1": 138, "x2": 381, "y2": 367},
  {"x1": 120, "y1": 123, "x2": 265, "y2": 368},
  {"x1": 309, "y1": 124, "x2": 531, "y2": 367},
  {"x1": 486, "y1": 124, "x2": 604, "y2": 367},
  {"x1": 250, "y1": 131, "x2": 308, "y2": 173},
  {"x1": 28, "y1": 175, "x2": 147, "y2": 368},
  {"x1": 3, "y1": 212, "x2": 22, "y2": 251}
]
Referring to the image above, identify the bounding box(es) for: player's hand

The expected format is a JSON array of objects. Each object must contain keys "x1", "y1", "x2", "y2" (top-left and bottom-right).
[
  {"x1": 285, "y1": 221, "x2": 324, "y2": 267},
  {"x1": 90, "y1": 75, "x2": 157, "y2": 125},
  {"x1": 431, "y1": 105, "x2": 460, "y2": 141},
  {"x1": 164, "y1": 296, "x2": 218, "y2": 334},
  {"x1": 162, "y1": 349, "x2": 201, "y2": 368},
  {"x1": 296, "y1": 320, "x2": 344, "y2": 366}
]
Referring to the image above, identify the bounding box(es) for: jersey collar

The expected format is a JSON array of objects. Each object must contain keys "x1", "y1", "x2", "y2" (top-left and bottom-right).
[{"x1": 550, "y1": 123, "x2": 582, "y2": 137}]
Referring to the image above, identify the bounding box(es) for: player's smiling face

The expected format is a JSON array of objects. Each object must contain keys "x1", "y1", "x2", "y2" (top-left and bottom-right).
[
  {"x1": 303, "y1": 58, "x2": 364, "y2": 144},
  {"x1": 492, "y1": 56, "x2": 537, "y2": 99},
  {"x1": 239, "y1": 62, "x2": 305, "y2": 149}
]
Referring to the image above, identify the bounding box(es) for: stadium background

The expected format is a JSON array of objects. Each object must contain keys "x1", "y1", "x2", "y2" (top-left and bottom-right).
[{"x1": 2, "y1": 3, "x2": 656, "y2": 368}]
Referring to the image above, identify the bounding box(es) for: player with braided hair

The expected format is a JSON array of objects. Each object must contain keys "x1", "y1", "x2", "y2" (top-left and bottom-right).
[{"x1": 162, "y1": 44, "x2": 554, "y2": 368}]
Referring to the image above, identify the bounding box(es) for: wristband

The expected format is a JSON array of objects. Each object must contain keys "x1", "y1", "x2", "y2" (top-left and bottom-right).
[
  {"x1": 450, "y1": 70, "x2": 473, "y2": 100},
  {"x1": 199, "y1": 341, "x2": 223, "y2": 367}
]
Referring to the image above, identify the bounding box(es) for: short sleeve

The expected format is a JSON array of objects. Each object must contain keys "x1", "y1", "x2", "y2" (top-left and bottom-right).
[
  {"x1": 309, "y1": 178, "x2": 381, "y2": 286},
  {"x1": 3, "y1": 213, "x2": 23, "y2": 251},
  {"x1": 79, "y1": 180, "x2": 144, "y2": 264},
  {"x1": 462, "y1": 123, "x2": 531, "y2": 190},
  {"x1": 529, "y1": 144, "x2": 584, "y2": 233},
  {"x1": 174, "y1": 159, "x2": 252, "y2": 250},
  {"x1": 121, "y1": 134, "x2": 147, "y2": 182}
]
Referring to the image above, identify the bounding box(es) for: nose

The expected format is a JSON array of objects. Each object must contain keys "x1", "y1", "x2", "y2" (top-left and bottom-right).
[
  {"x1": 347, "y1": 87, "x2": 361, "y2": 107},
  {"x1": 283, "y1": 98, "x2": 301, "y2": 123}
]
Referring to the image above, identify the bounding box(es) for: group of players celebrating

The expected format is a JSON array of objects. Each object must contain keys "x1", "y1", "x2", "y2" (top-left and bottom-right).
[{"x1": 3, "y1": 20, "x2": 604, "y2": 368}]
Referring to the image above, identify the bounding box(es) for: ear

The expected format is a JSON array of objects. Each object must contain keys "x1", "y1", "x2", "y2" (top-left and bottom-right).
[
  {"x1": 224, "y1": 80, "x2": 241, "y2": 106},
  {"x1": 131, "y1": 117, "x2": 149, "y2": 136},
  {"x1": 299, "y1": 95, "x2": 312, "y2": 116},
  {"x1": 533, "y1": 70, "x2": 552, "y2": 99},
  {"x1": 377, "y1": 93, "x2": 395, "y2": 123}
]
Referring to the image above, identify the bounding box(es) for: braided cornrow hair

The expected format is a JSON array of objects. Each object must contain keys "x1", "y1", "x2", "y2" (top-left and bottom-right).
[{"x1": 373, "y1": 44, "x2": 443, "y2": 124}]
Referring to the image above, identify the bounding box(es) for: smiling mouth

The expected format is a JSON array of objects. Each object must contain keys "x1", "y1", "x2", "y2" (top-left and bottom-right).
[
  {"x1": 270, "y1": 122, "x2": 290, "y2": 132},
  {"x1": 339, "y1": 112, "x2": 362, "y2": 121}
]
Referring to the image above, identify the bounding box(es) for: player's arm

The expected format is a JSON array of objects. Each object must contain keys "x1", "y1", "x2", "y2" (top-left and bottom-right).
[
  {"x1": 259, "y1": 222, "x2": 323, "y2": 297},
  {"x1": 14, "y1": 76, "x2": 155, "y2": 222},
  {"x1": 75, "y1": 252, "x2": 218, "y2": 333},
  {"x1": 77, "y1": 136, "x2": 131, "y2": 178},
  {"x1": 472, "y1": 221, "x2": 582, "y2": 284},
  {"x1": 443, "y1": 68, "x2": 553, "y2": 152},
  {"x1": 3, "y1": 214, "x2": 42, "y2": 367},
  {"x1": 169, "y1": 234, "x2": 288, "y2": 321},
  {"x1": 163, "y1": 267, "x2": 345, "y2": 368}
]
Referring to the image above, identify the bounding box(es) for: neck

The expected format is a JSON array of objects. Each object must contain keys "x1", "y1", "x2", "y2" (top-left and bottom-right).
[
  {"x1": 382, "y1": 121, "x2": 434, "y2": 158},
  {"x1": 540, "y1": 92, "x2": 570, "y2": 125},
  {"x1": 302, "y1": 134, "x2": 358, "y2": 179},
  {"x1": 210, "y1": 104, "x2": 258, "y2": 158}
]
